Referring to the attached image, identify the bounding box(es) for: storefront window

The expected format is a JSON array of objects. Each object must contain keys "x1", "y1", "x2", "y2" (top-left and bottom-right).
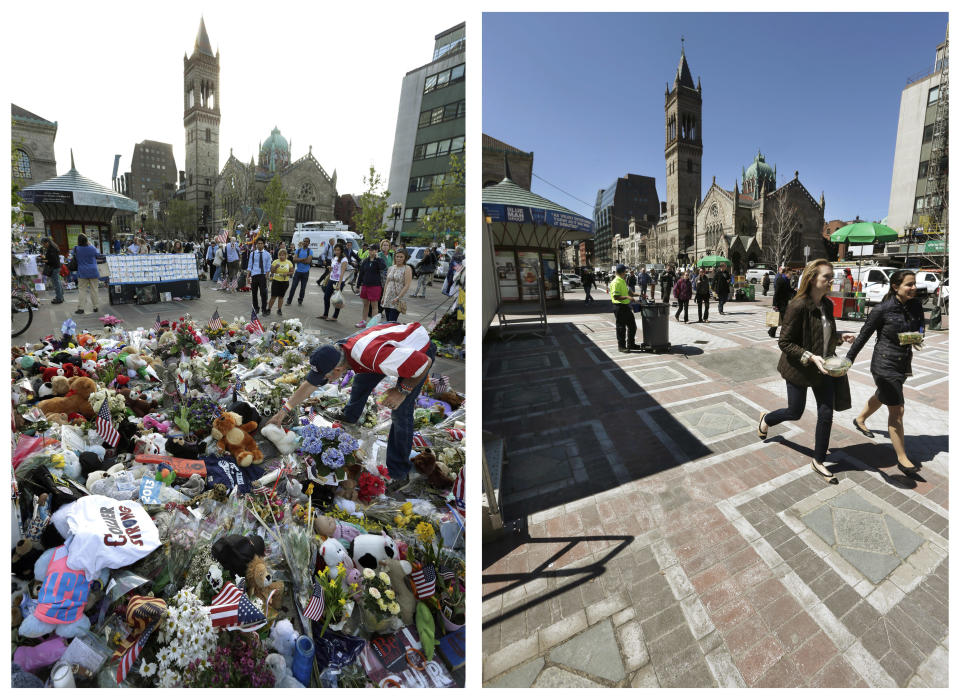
[{"x1": 494, "y1": 249, "x2": 519, "y2": 302}]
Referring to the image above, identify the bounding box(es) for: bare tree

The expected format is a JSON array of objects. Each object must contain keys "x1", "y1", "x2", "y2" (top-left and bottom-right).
[{"x1": 764, "y1": 189, "x2": 801, "y2": 267}]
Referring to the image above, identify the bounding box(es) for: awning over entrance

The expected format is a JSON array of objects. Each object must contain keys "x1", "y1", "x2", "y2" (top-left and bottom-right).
[
  {"x1": 20, "y1": 152, "x2": 138, "y2": 222},
  {"x1": 482, "y1": 177, "x2": 593, "y2": 248}
]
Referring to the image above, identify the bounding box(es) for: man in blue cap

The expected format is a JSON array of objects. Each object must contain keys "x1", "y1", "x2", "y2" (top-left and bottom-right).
[
  {"x1": 610, "y1": 264, "x2": 641, "y2": 353},
  {"x1": 264, "y1": 322, "x2": 437, "y2": 488}
]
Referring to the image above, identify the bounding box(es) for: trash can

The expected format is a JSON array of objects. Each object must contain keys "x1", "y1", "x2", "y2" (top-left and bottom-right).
[
  {"x1": 742, "y1": 285, "x2": 755, "y2": 301},
  {"x1": 639, "y1": 302, "x2": 670, "y2": 349}
]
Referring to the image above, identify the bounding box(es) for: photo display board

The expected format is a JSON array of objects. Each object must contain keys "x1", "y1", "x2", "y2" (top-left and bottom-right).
[{"x1": 105, "y1": 254, "x2": 198, "y2": 284}]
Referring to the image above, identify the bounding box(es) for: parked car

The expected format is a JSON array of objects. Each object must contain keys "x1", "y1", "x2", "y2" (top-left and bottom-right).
[
  {"x1": 561, "y1": 273, "x2": 582, "y2": 289},
  {"x1": 745, "y1": 264, "x2": 775, "y2": 284},
  {"x1": 434, "y1": 251, "x2": 451, "y2": 279}
]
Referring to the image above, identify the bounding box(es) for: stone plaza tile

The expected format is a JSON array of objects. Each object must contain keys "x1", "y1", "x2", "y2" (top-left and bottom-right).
[{"x1": 483, "y1": 305, "x2": 948, "y2": 687}]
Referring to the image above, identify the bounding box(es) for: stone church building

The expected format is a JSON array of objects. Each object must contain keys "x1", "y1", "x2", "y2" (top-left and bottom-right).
[
  {"x1": 648, "y1": 49, "x2": 825, "y2": 273},
  {"x1": 214, "y1": 126, "x2": 338, "y2": 238}
]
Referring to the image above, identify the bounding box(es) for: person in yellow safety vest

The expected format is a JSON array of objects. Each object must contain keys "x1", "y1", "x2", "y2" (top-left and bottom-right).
[{"x1": 610, "y1": 264, "x2": 641, "y2": 353}]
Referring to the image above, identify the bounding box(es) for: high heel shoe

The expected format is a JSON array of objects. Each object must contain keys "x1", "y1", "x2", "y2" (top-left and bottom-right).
[
  {"x1": 758, "y1": 413, "x2": 769, "y2": 440},
  {"x1": 896, "y1": 460, "x2": 921, "y2": 477},
  {"x1": 852, "y1": 418, "x2": 874, "y2": 438}
]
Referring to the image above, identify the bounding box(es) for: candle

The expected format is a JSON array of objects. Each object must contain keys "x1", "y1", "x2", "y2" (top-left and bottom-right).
[{"x1": 51, "y1": 662, "x2": 76, "y2": 688}]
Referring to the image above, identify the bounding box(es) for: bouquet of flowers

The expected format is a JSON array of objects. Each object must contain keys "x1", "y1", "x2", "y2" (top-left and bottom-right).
[
  {"x1": 173, "y1": 394, "x2": 218, "y2": 438},
  {"x1": 203, "y1": 356, "x2": 234, "y2": 398},
  {"x1": 359, "y1": 567, "x2": 401, "y2": 634},
  {"x1": 357, "y1": 469, "x2": 387, "y2": 503},
  {"x1": 299, "y1": 424, "x2": 363, "y2": 482},
  {"x1": 143, "y1": 586, "x2": 219, "y2": 687},
  {"x1": 179, "y1": 639, "x2": 275, "y2": 688},
  {"x1": 100, "y1": 314, "x2": 123, "y2": 328},
  {"x1": 314, "y1": 564, "x2": 358, "y2": 636},
  {"x1": 161, "y1": 316, "x2": 204, "y2": 358}
]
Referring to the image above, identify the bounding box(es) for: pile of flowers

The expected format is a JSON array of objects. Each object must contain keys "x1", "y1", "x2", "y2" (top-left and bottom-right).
[
  {"x1": 299, "y1": 424, "x2": 363, "y2": 482},
  {"x1": 99, "y1": 314, "x2": 123, "y2": 328},
  {"x1": 143, "y1": 587, "x2": 218, "y2": 687}
]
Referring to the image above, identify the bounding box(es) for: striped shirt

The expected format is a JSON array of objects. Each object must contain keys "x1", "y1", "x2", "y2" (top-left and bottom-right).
[{"x1": 341, "y1": 323, "x2": 431, "y2": 379}]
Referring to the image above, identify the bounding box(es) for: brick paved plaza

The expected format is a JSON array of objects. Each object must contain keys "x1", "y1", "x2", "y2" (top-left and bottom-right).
[{"x1": 482, "y1": 293, "x2": 948, "y2": 688}]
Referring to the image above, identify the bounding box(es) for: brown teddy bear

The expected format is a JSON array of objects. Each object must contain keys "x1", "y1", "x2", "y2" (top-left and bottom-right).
[
  {"x1": 412, "y1": 448, "x2": 455, "y2": 488},
  {"x1": 37, "y1": 376, "x2": 97, "y2": 419},
  {"x1": 211, "y1": 412, "x2": 263, "y2": 467},
  {"x1": 245, "y1": 557, "x2": 284, "y2": 612},
  {"x1": 118, "y1": 388, "x2": 158, "y2": 418}
]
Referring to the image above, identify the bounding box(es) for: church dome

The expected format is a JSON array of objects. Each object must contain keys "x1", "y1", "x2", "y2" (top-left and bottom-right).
[
  {"x1": 743, "y1": 150, "x2": 776, "y2": 196},
  {"x1": 259, "y1": 126, "x2": 290, "y2": 173}
]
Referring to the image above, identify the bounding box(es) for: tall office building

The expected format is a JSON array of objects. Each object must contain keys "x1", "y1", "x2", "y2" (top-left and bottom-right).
[
  {"x1": 119, "y1": 140, "x2": 178, "y2": 206},
  {"x1": 887, "y1": 29, "x2": 948, "y2": 235},
  {"x1": 385, "y1": 23, "x2": 465, "y2": 238},
  {"x1": 592, "y1": 174, "x2": 660, "y2": 266}
]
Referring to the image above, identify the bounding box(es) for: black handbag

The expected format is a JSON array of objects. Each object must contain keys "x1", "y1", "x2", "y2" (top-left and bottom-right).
[{"x1": 67, "y1": 248, "x2": 78, "y2": 272}]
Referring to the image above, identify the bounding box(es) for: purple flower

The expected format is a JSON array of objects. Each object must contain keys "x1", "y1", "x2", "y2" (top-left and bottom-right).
[{"x1": 321, "y1": 447, "x2": 345, "y2": 469}]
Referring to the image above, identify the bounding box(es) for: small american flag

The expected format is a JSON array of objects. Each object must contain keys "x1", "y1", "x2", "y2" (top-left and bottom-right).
[
  {"x1": 303, "y1": 579, "x2": 326, "y2": 621},
  {"x1": 452, "y1": 467, "x2": 464, "y2": 505},
  {"x1": 230, "y1": 276, "x2": 238, "y2": 290},
  {"x1": 114, "y1": 595, "x2": 166, "y2": 682},
  {"x1": 431, "y1": 374, "x2": 450, "y2": 393},
  {"x1": 208, "y1": 308, "x2": 223, "y2": 330},
  {"x1": 212, "y1": 403, "x2": 223, "y2": 419},
  {"x1": 446, "y1": 428, "x2": 465, "y2": 441},
  {"x1": 410, "y1": 563, "x2": 437, "y2": 600},
  {"x1": 412, "y1": 433, "x2": 430, "y2": 449},
  {"x1": 153, "y1": 314, "x2": 162, "y2": 333},
  {"x1": 116, "y1": 618, "x2": 159, "y2": 682},
  {"x1": 233, "y1": 376, "x2": 243, "y2": 401},
  {"x1": 232, "y1": 592, "x2": 268, "y2": 632},
  {"x1": 96, "y1": 399, "x2": 120, "y2": 447},
  {"x1": 440, "y1": 566, "x2": 456, "y2": 582},
  {"x1": 247, "y1": 307, "x2": 264, "y2": 335},
  {"x1": 216, "y1": 231, "x2": 228, "y2": 244},
  {"x1": 209, "y1": 581, "x2": 244, "y2": 628}
]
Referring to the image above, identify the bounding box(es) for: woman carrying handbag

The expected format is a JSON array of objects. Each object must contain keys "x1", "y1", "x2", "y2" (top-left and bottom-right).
[
  {"x1": 758, "y1": 259, "x2": 857, "y2": 483},
  {"x1": 318, "y1": 243, "x2": 348, "y2": 322},
  {"x1": 381, "y1": 249, "x2": 413, "y2": 322}
]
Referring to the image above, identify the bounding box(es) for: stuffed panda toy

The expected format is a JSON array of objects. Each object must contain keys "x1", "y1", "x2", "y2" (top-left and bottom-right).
[{"x1": 349, "y1": 533, "x2": 399, "y2": 571}]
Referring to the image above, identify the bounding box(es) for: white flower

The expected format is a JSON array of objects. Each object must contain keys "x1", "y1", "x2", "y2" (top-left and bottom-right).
[
  {"x1": 388, "y1": 602, "x2": 401, "y2": 615},
  {"x1": 369, "y1": 587, "x2": 381, "y2": 599},
  {"x1": 139, "y1": 662, "x2": 157, "y2": 678},
  {"x1": 362, "y1": 568, "x2": 375, "y2": 579},
  {"x1": 378, "y1": 572, "x2": 391, "y2": 585}
]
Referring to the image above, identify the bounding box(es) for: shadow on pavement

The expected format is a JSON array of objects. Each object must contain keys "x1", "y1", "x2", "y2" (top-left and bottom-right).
[{"x1": 481, "y1": 530, "x2": 633, "y2": 629}]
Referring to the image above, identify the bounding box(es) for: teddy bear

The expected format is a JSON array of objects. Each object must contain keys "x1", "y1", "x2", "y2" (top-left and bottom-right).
[
  {"x1": 211, "y1": 534, "x2": 266, "y2": 579},
  {"x1": 261, "y1": 423, "x2": 299, "y2": 455},
  {"x1": 118, "y1": 388, "x2": 158, "y2": 418},
  {"x1": 384, "y1": 558, "x2": 417, "y2": 626},
  {"x1": 37, "y1": 376, "x2": 97, "y2": 419},
  {"x1": 349, "y1": 533, "x2": 401, "y2": 571},
  {"x1": 18, "y1": 546, "x2": 107, "y2": 639},
  {"x1": 211, "y1": 412, "x2": 262, "y2": 467},
  {"x1": 412, "y1": 449, "x2": 455, "y2": 488},
  {"x1": 318, "y1": 538, "x2": 354, "y2": 577},
  {"x1": 268, "y1": 618, "x2": 300, "y2": 668},
  {"x1": 245, "y1": 556, "x2": 284, "y2": 612}
]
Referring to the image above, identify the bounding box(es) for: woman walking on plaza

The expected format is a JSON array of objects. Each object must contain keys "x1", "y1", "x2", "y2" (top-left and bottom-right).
[
  {"x1": 758, "y1": 259, "x2": 857, "y2": 482},
  {"x1": 382, "y1": 249, "x2": 413, "y2": 322},
  {"x1": 694, "y1": 268, "x2": 712, "y2": 322},
  {"x1": 845, "y1": 269, "x2": 925, "y2": 476},
  {"x1": 672, "y1": 270, "x2": 692, "y2": 323},
  {"x1": 72, "y1": 234, "x2": 101, "y2": 315},
  {"x1": 264, "y1": 247, "x2": 293, "y2": 316},
  {"x1": 318, "y1": 243, "x2": 348, "y2": 322},
  {"x1": 356, "y1": 244, "x2": 386, "y2": 327}
]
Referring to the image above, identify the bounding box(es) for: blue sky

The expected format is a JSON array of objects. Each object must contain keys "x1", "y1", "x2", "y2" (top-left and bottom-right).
[{"x1": 482, "y1": 12, "x2": 947, "y2": 223}]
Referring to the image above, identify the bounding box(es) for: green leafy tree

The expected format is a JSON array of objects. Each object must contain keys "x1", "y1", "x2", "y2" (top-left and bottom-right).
[
  {"x1": 262, "y1": 174, "x2": 289, "y2": 242},
  {"x1": 422, "y1": 153, "x2": 465, "y2": 242},
  {"x1": 353, "y1": 166, "x2": 391, "y2": 244},
  {"x1": 166, "y1": 199, "x2": 197, "y2": 238}
]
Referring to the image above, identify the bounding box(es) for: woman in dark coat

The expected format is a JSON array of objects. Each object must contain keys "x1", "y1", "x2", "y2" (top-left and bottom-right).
[
  {"x1": 694, "y1": 268, "x2": 712, "y2": 322},
  {"x1": 759, "y1": 259, "x2": 857, "y2": 482},
  {"x1": 672, "y1": 270, "x2": 692, "y2": 323},
  {"x1": 769, "y1": 267, "x2": 793, "y2": 338},
  {"x1": 846, "y1": 270, "x2": 925, "y2": 476}
]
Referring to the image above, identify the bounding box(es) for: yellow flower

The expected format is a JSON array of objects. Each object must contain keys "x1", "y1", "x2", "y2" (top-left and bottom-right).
[
  {"x1": 394, "y1": 515, "x2": 403, "y2": 525},
  {"x1": 378, "y1": 572, "x2": 391, "y2": 585},
  {"x1": 388, "y1": 602, "x2": 400, "y2": 615},
  {"x1": 338, "y1": 598, "x2": 346, "y2": 606},
  {"x1": 337, "y1": 562, "x2": 346, "y2": 572},
  {"x1": 385, "y1": 589, "x2": 395, "y2": 600},
  {"x1": 350, "y1": 583, "x2": 358, "y2": 590},
  {"x1": 377, "y1": 598, "x2": 386, "y2": 610},
  {"x1": 415, "y1": 522, "x2": 435, "y2": 545},
  {"x1": 401, "y1": 502, "x2": 413, "y2": 515}
]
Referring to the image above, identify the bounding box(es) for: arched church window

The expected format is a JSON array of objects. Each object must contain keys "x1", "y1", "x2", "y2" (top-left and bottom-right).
[
  {"x1": 12, "y1": 149, "x2": 31, "y2": 179},
  {"x1": 299, "y1": 183, "x2": 315, "y2": 203}
]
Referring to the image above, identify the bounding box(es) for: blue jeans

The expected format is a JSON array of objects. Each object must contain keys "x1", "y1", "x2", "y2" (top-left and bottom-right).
[
  {"x1": 765, "y1": 379, "x2": 836, "y2": 463},
  {"x1": 213, "y1": 264, "x2": 222, "y2": 282},
  {"x1": 287, "y1": 270, "x2": 309, "y2": 304},
  {"x1": 342, "y1": 343, "x2": 437, "y2": 479},
  {"x1": 48, "y1": 271, "x2": 64, "y2": 302}
]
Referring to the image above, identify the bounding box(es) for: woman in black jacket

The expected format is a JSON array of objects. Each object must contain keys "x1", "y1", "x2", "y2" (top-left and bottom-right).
[
  {"x1": 768, "y1": 267, "x2": 793, "y2": 338},
  {"x1": 846, "y1": 269, "x2": 925, "y2": 476},
  {"x1": 759, "y1": 260, "x2": 857, "y2": 482},
  {"x1": 694, "y1": 268, "x2": 712, "y2": 322}
]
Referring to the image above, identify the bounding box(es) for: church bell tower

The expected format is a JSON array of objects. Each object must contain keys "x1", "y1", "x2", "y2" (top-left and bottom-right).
[
  {"x1": 184, "y1": 16, "x2": 220, "y2": 235},
  {"x1": 664, "y1": 44, "x2": 702, "y2": 261}
]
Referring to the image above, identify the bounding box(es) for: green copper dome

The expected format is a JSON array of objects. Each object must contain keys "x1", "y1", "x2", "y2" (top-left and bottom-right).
[
  {"x1": 259, "y1": 126, "x2": 290, "y2": 173},
  {"x1": 742, "y1": 150, "x2": 776, "y2": 195}
]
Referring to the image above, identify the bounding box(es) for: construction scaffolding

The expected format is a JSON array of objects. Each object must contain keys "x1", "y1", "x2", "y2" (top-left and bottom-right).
[{"x1": 922, "y1": 26, "x2": 949, "y2": 325}]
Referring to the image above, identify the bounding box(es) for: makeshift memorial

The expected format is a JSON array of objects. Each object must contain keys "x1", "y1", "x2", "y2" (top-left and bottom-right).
[{"x1": 10, "y1": 308, "x2": 465, "y2": 688}]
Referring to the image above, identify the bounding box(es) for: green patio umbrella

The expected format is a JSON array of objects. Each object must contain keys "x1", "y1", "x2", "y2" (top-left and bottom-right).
[
  {"x1": 829, "y1": 221, "x2": 899, "y2": 244},
  {"x1": 697, "y1": 255, "x2": 731, "y2": 268}
]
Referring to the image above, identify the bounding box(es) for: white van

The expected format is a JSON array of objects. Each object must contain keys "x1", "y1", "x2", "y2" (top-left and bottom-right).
[
  {"x1": 291, "y1": 230, "x2": 363, "y2": 266},
  {"x1": 848, "y1": 266, "x2": 900, "y2": 305}
]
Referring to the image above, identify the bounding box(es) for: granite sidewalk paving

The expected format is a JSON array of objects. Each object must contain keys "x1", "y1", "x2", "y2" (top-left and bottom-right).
[{"x1": 482, "y1": 297, "x2": 948, "y2": 687}]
